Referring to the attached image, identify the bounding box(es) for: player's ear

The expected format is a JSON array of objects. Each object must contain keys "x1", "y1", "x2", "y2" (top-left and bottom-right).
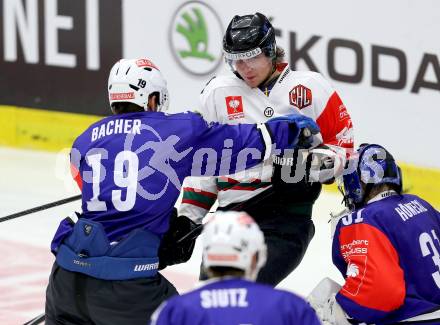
[
  {"x1": 110, "y1": 103, "x2": 116, "y2": 115},
  {"x1": 147, "y1": 92, "x2": 159, "y2": 112},
  {"x1": 250, "y1": 253, "x2": 258, "y2": 273}
]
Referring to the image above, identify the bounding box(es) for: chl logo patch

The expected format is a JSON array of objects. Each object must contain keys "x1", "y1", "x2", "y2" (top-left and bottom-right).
[
  {"x1": 225, "y1": 96, "x2": 244, "y2": 120},
  {"x1": 289, "y1": 84, "x2": 312, "y2": 109}
]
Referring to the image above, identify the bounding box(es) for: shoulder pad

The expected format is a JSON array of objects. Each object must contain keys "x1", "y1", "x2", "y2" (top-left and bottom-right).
[
  {"x1": 289, "y1": 70, "x2": 334, "y2": 92},
  {"x1": 200, "y1": 76, "x2": 217, "y2": 95},
  {"x1": 201, "y1": 74, "x2": 244, "y2": 94}
]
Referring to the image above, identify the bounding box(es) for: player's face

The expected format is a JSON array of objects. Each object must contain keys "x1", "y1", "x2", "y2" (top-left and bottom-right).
[{"x1": 234, "y1": 53, "x2": 273, "y2": 88}]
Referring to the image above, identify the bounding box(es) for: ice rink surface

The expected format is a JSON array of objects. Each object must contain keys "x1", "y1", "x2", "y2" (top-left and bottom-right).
[{"x1": 0, "y1": 147, "x2": 345, "y2": 324}]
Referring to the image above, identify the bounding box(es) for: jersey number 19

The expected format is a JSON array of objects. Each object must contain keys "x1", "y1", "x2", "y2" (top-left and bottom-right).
[{"x1": 86, "y1": 151, "x2": 139, "y2": 212}]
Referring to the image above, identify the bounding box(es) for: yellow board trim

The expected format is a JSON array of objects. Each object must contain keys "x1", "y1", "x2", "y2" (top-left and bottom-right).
[
  {"x1": 324, "y1": 163, "x2": 440, "y2": 209},
  {"x1": 1, "y1": 105, "x2": 439, "y2": 208},
  {"x1": 0, "y1": 105, "x2": 101, "y2": 151}
]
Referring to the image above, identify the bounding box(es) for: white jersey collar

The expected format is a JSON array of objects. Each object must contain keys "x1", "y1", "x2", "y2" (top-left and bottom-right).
[{"x1": 367, "y1": 190, "x2": 398, "y2": 204}]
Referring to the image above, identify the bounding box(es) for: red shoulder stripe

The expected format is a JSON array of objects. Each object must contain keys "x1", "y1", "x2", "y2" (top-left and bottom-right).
[
  {"x1": 70, "y1": 163, "x2": 82, "y2": 191},
  {"x1": 316, "y1": 92, "x2": 354, "y2": 149}
]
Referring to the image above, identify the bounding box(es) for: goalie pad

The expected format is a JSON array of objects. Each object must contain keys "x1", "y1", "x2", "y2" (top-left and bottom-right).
[{"x1": 307, "y1": 277, "x2": 351, "y2": 325}]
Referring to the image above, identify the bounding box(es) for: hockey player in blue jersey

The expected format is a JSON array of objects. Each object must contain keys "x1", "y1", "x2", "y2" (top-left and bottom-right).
[
  {"x1": 151, "y1": 211, "x2": 321, "y2": 325},
  {"x1": 308, "y1": 143, "x2": 440, "y2": 325},
  {"x1": 44, "y1": 57, "x2": 321, "y2": 325}
]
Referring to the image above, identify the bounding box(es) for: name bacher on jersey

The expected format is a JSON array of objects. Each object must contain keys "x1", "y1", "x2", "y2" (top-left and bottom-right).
[{"x1": 91, "y1": 118, "x2": 141, "y2": 142}]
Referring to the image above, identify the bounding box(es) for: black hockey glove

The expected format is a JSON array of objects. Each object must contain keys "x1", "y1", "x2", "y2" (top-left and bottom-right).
[{"x1": 158, "y1": 209, "x2": 202, "y2": 270}]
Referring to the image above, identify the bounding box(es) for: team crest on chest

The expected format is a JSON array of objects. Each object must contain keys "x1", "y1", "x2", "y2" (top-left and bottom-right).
[
  {"x1": 289, "y1": 84, "x2": 312, "y2": 109},
  {"x1": 225, "y1": 96, "x2": 245, "y2": 120}
]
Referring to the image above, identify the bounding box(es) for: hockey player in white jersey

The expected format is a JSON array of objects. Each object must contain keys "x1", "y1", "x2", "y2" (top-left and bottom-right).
[
  {"x1": 151, "y1": 211, "x2": 321, "y2": 325},
  {"x1": 177, "y1": 12, "x2": 354, "y2": 286}
]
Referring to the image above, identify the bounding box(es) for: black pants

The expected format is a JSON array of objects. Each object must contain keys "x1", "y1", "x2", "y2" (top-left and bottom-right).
[
  {"x1": 256, "y1": 218, "x2": 315, "y2": 286},
  {"x1": 201, "y1": 183, "x2": 320, "y2": 286},
  {"x1": 200, "y1": 215, "x2": 315, "y2": 287},
  {"x1": 45, "y1": 263, "x2": 178, "y2": 325}
]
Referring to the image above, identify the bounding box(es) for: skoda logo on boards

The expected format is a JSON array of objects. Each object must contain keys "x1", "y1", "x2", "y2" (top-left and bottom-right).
[{"x1": 169, "y1": 1, "x2": 223, "y2": 76}]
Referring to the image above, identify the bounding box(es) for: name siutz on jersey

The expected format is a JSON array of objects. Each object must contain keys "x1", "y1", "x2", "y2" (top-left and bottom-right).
[{"x1": 200, "y1": 288, "x2": 249, "y2": 308}]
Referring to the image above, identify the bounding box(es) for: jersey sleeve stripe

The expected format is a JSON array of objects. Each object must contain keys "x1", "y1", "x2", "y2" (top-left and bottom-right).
[
  {"x1": 70, "y1": 163, "x2": 83, "y2": 190},
  {"x1": 217, "y1": 179, "x2": 271, "y2": 191},
  {"x1": 183, "y1": 187, "x2": 218, "y2": 199},
  {"x1": 181, "y1": 199, "x2": 212, "y2": 210},
  {"x1": 182, "y1": 190, "x2": 217, "y2": 208}
]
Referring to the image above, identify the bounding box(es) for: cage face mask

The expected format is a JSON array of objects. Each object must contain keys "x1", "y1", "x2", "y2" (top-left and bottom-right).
[{"x1": 341, "y1": 144, "x2": 402, "y2": 209}]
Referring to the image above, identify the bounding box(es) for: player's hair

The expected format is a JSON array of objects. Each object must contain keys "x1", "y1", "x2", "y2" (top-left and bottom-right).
[
  {"x1": 111, "y1": 102, "x2": 144, "y2": 114},
  {"x1": 370, "y1": 183, "x2": 402, "y2": 198},
  {"x1": 275, "y1": 46, "x2": 285, "y2": 64},
  {"x1": 207, "y1": 266, "x2": 246, "y2": 278}
]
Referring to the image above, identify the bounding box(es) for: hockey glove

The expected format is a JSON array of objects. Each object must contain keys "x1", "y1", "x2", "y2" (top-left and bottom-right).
[
  {"x1": 158, "y1": 210, "x2": 202, "y2": 270},
  {"x1": 316, "y1": 294, "x2": 351, "y2": 325},
  {"x1": 307, "y1": 277, "x2": 351, "y2": 325},
  {"x1": 269, "y1": 114, "x2": 322, "y2": 149},
  {"x1": 306, "y1": 144, "x2": 347, "y2": 184}
]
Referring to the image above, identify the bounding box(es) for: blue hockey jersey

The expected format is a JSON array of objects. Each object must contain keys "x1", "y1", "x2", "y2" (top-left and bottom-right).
[
  {"x1": 68, "y1": 111, "x2": 293, "y2": 241},
  {"x1": 151, "y1": 277, "x2": 321, "y2": 325},
  {"x1": 333, "y1": 192, "x2": 440, "y2": 324}
]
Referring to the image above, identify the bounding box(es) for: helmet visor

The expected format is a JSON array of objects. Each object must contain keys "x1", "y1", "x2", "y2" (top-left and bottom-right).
[{"x1": 224, "y1": 49, "x2": 271, "y2": 71}]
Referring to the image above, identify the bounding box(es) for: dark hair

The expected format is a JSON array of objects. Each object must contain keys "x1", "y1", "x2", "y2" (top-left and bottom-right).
[
  {"x1": 207, "y1": 266, "x2": 245, "y2": 278},
  {"x1": 275, "y1": 46, "x2": 285, "y2": 63},
  {"x1": 111, "y1": 102, "x2": 144, "y2": 115}
]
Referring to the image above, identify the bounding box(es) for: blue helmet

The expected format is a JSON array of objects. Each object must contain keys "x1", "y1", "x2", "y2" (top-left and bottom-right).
[{"x1": 341, "y1": 144, "x2": 402, "y2": 209}]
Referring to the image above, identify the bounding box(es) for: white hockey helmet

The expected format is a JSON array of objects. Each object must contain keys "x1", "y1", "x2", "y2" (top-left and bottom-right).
[
  {"x1": 202, "y1": 211, "x2": 267, "y2": 280},
  {"x1": 108, "y1": 58, "x2": 169, "y2": 112}
]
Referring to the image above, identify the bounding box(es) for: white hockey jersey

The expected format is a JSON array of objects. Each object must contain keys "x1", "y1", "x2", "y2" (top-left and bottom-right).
[{"x1": 179, "y1": 63, "x2": 353, "y2": 222}]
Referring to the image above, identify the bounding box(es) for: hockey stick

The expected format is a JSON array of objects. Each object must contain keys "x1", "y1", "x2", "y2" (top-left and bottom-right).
[
  {"x1": 4, "y1": 196, "x2": 81, "y2": 323},
  {"x1": 0, "y1": 194, "x2": 81, "y2": 223},
  {"x1": 23, "y1": 313, "x2": 45, "y2": 325}
]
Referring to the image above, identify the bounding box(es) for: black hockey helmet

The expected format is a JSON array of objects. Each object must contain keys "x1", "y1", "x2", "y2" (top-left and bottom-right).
[{"x1": 223, "y1": 12, "x2": 276, "y2": 61}]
